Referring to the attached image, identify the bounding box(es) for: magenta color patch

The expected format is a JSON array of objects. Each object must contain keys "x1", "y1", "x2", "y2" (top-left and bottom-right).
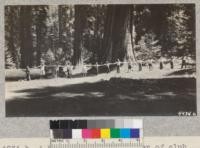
[{"x1": 82, "y1": 129, "x2": 92, "y2": 138}]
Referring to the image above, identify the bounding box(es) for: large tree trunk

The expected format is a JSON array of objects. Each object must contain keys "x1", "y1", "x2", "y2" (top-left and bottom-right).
[
  {"x1": 36, "y1": 24, "x2": 42, "y2": 66},
  {"x1": 5, "y1": 6, "x2": 21, "y2": 68},
  {"x1": 102, "y1": 5, "x2": 136, "y2": 63},
  {"x1": 73, "y1": 5, "x2": 86, "y2": 66},
  {"x1": 58, "y1": 5, "x2": 63, "y2": 46},
  {"x1": 35, "y1": 6, "x2": 48, "y2": 66},
  {"x1": 8, "y1": 8, "x2": 16, "y2": 66},
  {"x1": 19, "y1": 6, "x2": 34, "y2": 68}
]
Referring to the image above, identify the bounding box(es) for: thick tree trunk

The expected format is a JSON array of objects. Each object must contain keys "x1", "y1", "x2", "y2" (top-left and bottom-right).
[
  {"x1": 35, "y1": 6, "x2": 48, "y2": 66},
  {"x1": 36, "y1": 24, "x2": 42, "y2": 66},
  {"x1": 20, "y1": 6, "x2": 33, "y2": 68},
  {"x1": 58, "y1": 5, "x2": 63, "y2": 46},
  {"x1": 9, "y1": 8, "x2": 16, "y2": 67},
  {"x1": 73, "y1": 5, "x2": 86, "y2": 66},
  {"x1": 102, "y1": 5, "x2": 136, "y2": 63},
  {"x1": 5, "y1": 7, "x2": 20, "y2": 68}
]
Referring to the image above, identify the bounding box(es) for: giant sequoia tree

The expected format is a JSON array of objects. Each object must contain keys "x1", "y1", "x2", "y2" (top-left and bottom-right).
[
  {"x1": 5, "y1": 4, "x2": 195, "y2": 69},
  {"x1": 73, "y1": 5, "x2": 87, "y2": 66},
  {"x1": 5, "y1": 6, "x2": 21, "y2": 68},
  {"x1": 19, "y1": 6, "x2": 34, "y2": 68},
  {"x1": 33, "y1": 6, "x2": 48, "y2": 66},
  {"x1": 102, "y1": 5, "x2": 136, "y2": 63}
]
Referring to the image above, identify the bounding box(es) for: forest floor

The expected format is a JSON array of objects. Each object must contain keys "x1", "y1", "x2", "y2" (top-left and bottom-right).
[{"x1": 5, "y1": 65, "x2": 196, "y2": 116}]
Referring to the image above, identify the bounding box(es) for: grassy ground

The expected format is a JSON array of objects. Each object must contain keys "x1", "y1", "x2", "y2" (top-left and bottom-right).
[{"x1": 5, "y1": 67, "x2": 196, "y2": 117}]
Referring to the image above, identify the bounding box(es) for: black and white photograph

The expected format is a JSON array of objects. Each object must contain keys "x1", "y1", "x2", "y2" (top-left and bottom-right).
[{"x1": 5, "y1": 4, "x2": 196, "y2": 117}]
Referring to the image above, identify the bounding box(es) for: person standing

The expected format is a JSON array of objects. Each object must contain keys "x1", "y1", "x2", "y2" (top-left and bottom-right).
[
  {"x1": 69, "y1": 63, "x2": 73, "y2": 78},
  {"x1": 138, "y1": 60, "x2": 142, "y2": 71},
  {"x1": 116, "y1": 59, "x2": 121, "y2": 73},
  {"x1": 127, "y1": 60, "x2": 132, "y2": 73},
  {"x1": 66, "y1": 63, "x2": 72, "y2": 78},
  {"x1": 82, "y1": 64, "x2": 87, "y2": 77},
  {"x1": 159, "y1": 57, "x2": 164, "y2": 70},
  {"x1": 63, "y1": 62, "x2": 68, "y2": 77},
  {"x1": 148, "y1": 59, "x2": 153, "y2": 71},
  {"x1": 55, "y1": 64, "x2": 59, "y2": 78},
  {"x1": 40, "y1": 63, "x2": 46, "y2": 78},
  {"x1": 25, "y1": 66, "x2": 31, "y2": 81},
  {"x1": 66, "y1": 63, "x2": 70, "y2": 78},
  {"x1": 106, "y1": 61, "x2": 110, "y2": 73},
  {"x1": 181, "y1": 56, "x2": 187, "y2": 69},
  {"x1": 170, "y1": 57, "x2": 174, "y2": 69},
  {"x1": 95, "y1": 62, "x2": 99, "y2": 75}
]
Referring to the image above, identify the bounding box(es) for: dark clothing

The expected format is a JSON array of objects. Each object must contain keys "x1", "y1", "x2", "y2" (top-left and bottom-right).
[
  {"x1": 160, "y1": 62, "x2": 163, "y2": 70},
  {"x1": 170, "y1": 61, "x2": 174, "y2": 69},
  {"x1": 181, "y1": 59, "x2": 186, "y2": 69},
  {"x1": 25, "y1": 68, "x2": 31, "y2": 81},
  {"x1": 116, "y1": 61, "x2": 121, "y2": 73},
  {"x1": 138, "y1": 63, "x2": 142, "y2": 71},
  {"x1": 128, "y1": 64, "x2": 132, "y2": 70},
  {"x1": 67, "y1": 66, "x2": 72, "y2": 78},
  {"x1": 117, "y1": 65, "x2": 120, "y2": 73},
  {"x1": 128, "y1": 63, "x2": 132, "y2": 73},
  {"x1": 148, "y1": 63, "x2": 153, "y2": 70},
  {"x1": 96, "y1": 66, "x2": 99, "y2": 75}
]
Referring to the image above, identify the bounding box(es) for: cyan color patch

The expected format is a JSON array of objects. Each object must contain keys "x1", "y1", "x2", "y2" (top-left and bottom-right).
[{"x1": 120, "y1": 128, "x2": 131, "y2": 138}]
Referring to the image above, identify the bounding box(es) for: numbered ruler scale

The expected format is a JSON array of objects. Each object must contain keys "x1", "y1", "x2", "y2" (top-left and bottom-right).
[
  {"x1": 49, "y1": 119, "x2": 143, "y2": 148},
  {"x1": 50, "y1": 138, "x2": 143, "y2": 148}
]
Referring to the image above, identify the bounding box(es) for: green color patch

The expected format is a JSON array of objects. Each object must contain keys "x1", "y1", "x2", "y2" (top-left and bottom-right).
[{"x1": 110, "y1": 128, "x2": 120, "y2": 138}]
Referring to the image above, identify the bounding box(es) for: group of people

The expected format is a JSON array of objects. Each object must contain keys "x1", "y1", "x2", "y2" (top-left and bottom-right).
[{"x1": 24, "y1": 57, "x2": 190, "y2": 81}]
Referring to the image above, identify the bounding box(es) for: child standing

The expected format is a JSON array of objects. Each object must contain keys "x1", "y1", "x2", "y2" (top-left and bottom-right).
[
  {"x1": 106, "y1": 61, "x2": 110, "y2": 73},
  {"x1": 95, "y1": 62, "x2": 99, "y2": 75},
  {"x1": 25, "y1": 66, "x2": 31, "y2": 81},
  {"x1": 40, "y1": 63, "x2": 46, "y2": 78},
  {"x1": 128, "y1": 60, "x2": 132, "y2": 73},
  {"x1": 116, "y1": 59, "x2": 121, "y2": 73},
  {"x1": 82, "y1": 64, "x2": 87, "y2": 77}
]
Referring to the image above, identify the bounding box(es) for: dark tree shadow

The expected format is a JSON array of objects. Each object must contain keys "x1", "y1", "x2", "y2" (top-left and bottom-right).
[{"x1": 6, "y1": 77, "x2": 196, "y2": 117}]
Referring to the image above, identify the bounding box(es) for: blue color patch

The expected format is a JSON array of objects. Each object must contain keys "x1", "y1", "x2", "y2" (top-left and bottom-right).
[
  {"x1": 131, "y1": 129, "x2": 140, "y2": 138},
  {"x1": 120, "y1": 128, "x2": 131, "y2": 138}
]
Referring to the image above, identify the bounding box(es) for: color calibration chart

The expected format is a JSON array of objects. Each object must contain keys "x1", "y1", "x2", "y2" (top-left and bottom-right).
[{"x1": 50, "y1": 119, "x2": 143, "y2": 148}]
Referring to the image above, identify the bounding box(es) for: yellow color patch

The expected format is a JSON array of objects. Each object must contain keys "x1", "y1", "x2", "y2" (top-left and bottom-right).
[{"x1": 100, "y1": 128, "x2": 110, "y2": 138}]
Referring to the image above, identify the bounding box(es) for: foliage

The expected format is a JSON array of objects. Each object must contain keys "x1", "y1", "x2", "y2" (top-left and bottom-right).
[
  {"x1": 136, "y1": 32, "x2": 161, "y2": 60},
  {"x1": 5, "y1": 4, "x2": 195, "y2": 69},
  {"x1": 5, "y1": 49, "x2": 16, "y2": 69},
  {"x1": 42, "y1": 49, "x2": 55, "y2": 65}
]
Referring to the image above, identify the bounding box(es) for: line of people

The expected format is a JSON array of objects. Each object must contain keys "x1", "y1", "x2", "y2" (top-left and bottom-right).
[{"x1": 24, "y1": 57, "x2": 191, "y2": 81}]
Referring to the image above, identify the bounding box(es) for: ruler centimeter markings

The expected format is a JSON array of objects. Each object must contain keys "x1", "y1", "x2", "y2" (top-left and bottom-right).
[{"x1": 50, "y1": 138, "x2": 143, "y2": 148}]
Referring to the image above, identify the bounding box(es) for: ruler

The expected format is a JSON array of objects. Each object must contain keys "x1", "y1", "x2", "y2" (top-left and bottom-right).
[{"x1": 50, "y1": 138, "x2": 143, "y2": 148}]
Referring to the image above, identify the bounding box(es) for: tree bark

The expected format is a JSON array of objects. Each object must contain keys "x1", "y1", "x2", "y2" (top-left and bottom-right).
[
  {"x1": 102, "y1": 5, "x2": 135, "y2": 63},
  {"x1": 35, "y1": 6, "x2": 48, "y2": 66},
  {"x1": 20, "y1": 6, "x2": 34, "y2": 68},
  {"x1": 58, "y1": 5, "x2": 63, "y2": 46},
  {"x1": 73, "y1": 5, "x2": 86, "y2": 66}
]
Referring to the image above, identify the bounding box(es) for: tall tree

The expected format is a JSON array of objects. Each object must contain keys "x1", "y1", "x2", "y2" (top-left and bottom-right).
[
  {"x1": 5, "y1": 6, "x2": 21, "y2": 68},
  {"x1": 102, "y1": 5, "x2": 135, "y2": 63},
  {"x1": 33, "y1": 6, "x2": 48, "y2": 66},
  {"x1": 73, "y1": 5, "x2": 87, "y2": 66},
  {"x1": 19, "y1": 6, "x2": 34, "y2": 68}
]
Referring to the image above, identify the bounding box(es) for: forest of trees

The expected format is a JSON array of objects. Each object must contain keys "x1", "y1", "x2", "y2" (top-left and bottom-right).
[{"x1": 5, "y1": 4, "x2": 195, "y2": 69}]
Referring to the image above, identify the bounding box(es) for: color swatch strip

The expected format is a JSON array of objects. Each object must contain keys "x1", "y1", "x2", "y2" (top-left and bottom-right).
[
  {"x1": 51, "y1": 128, "x2": 141, "y2": 139},
  {"x1": 50, "y1": 119, "x2": 142, "y2": 139}
]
